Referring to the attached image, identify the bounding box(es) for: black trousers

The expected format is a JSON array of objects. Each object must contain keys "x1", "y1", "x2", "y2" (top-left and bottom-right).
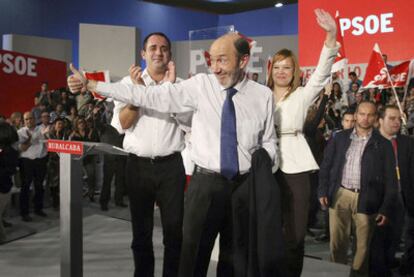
[
  {"x1": 401, "y1": 214, "x2": 414, "y2": 275},
  {"x1": 83, "y1": 155, "x2": 97, "y2": 199},
  {"x1": 275, "y1": 170, "x2": 310, "y2": 277},
  {"x1": 308, "y1": 171, "x2": 320, "y2": 228},
  {"x1": 19, "y1": 156, "x2": 48, "y2": 216},
  {"x1": 369, "y1": 194, "x2": 405, "y2": 276},
  {"x1": 178, "y1": 171, "x2": 246, "y2": 277},
  {"x1": 126, "y1": 153, "x2": 185, "y2": 277},
  {"x1": 100, "y1": 154, "x2": 126, "y2": 205}
]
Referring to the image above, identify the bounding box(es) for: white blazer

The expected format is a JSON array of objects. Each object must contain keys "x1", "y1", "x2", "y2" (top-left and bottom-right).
[{"x1": 274, "y1": 43, "x2": 339, "y2": 174}]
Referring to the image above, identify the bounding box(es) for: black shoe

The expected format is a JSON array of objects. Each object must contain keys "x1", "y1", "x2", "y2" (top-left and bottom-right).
[
  {"x1": 34, "y1": 210, "x2": 47, "y2": 217},
  {"x1": 315, "y1": 233, "x2": 330, "y2": 243},
  {"x1": 21, "y1": 215, "x2": 33, "y2": 222},
  {"x1": 2, "y1": 220, "x2": 12, "y2": 228},
  {"x1": 115, "y1": 202, "x2": 128, "y2": 208},
  {"x1": 89, "y1": 195, "x2": 95, "y2": 202},
  {"x1": 100, "y1": 204, "x2": 108, "y2": 211}
]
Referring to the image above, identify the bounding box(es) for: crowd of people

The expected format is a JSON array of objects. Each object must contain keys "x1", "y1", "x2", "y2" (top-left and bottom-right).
[
  {"x1": 0, "y1": 81, "x2": 128, "y2": 225},
  {"x1": 1, "y1": 7, "x2": 413, "y2": 277}
]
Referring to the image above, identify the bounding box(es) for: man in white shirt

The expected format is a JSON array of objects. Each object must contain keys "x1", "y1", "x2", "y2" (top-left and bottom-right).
[
  {"x1": 17, "y1": 111, "x2": 48, "y2": 222},
  {"x1": 108, "y1": 32, "x2": 187, "y2": 277},
  {"x1": 68, "y1": 33, "x2": 277, "y2": 277}
]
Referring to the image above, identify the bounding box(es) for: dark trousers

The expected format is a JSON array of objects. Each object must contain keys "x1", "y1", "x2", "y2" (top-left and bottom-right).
[
  {"x1": 19, "y1": 157, "x2": 48, "y2": 215},
  {"x1": 369, "y1": 194, "x2": 405, "y2": 276},
  {"x1": 82, "y1": 155, "x2": 97, "y2": 199},
  {"x1": 178, "y1": 171, "x2": 244, "y2": 277},
  {"x1": 126, "y1": 153, "x2": 185, "y2": 277},
  {"x1": 308, "y1": 171, "x2": 319, "y2": 228},
  {"x1": 275, "y1": 170, "x2": 310, "y2": 277},
  {"x1": 401, "y1": 214, "x2": 414, "y2": 275},
  {"x1": 47, "y1": 158, "x2": 60, "y2": 209},
  {"x1": 100, "y1": 154, "x2": 126, "y2": 205}
]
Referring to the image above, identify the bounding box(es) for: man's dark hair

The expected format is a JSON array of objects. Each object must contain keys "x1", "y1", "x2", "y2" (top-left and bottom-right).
[
  {"x1": 342, "y1": 109, "x2": 355, "y2": 117},
  {"x1": 378, "y1": 104, "x2": 399, "y2": 119},
  {"x1": 143, "y1": 32, "x2": 171, "y2": 51},
  {"x1": 348, "y1": 71, "x2": 357, "y2": 77},
  {"x1": 234, "y1": 37, "x2": 250, "y2": 59},
  {"x1": 356, "y1": 100, "x2": 377, "y2": 114}
]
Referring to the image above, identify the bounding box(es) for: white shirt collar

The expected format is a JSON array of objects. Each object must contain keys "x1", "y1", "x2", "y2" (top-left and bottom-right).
[
  {"x1": 219, "y1": 75, "x2": 248, "y2": 95},
  {"x1": 142, "y1": 68, "x2": 164, "y2": 86}
]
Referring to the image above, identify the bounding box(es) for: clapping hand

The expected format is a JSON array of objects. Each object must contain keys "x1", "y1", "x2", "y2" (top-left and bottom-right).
[
  {"x1": 163, "y1": 61, "x2": 176, "y2": 83},
  {"x1": 129, "y1": 64, "x2": 145, "y2": 85}
]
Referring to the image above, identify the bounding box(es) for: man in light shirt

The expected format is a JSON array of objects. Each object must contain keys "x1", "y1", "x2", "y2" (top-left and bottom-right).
[
  {"x1": 68, "y1": 32, "x2": 277, "y2": 277},
  {"x1": 106, "y1": 32, "x2": 188, "y2": 277},
  {"x1": 17, "y1": 111, "x2": 49, "y2": 222}
]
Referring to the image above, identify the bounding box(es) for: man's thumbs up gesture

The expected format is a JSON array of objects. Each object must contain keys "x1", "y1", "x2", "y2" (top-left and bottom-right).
[{"x1": 67, "y1": 63, "x2": 88, "y2": 93}]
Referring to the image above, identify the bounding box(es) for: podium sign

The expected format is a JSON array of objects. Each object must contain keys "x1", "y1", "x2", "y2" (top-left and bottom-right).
[
  {"x1": 47, "y1": 139, "x2": 128, "y2": 277},
  {"x1": 47, "y1": 140, "x2": 83, "y2": 155}
]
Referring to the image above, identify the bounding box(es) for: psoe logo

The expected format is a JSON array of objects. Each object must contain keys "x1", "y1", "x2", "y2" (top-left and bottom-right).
[{"x1": 339, "y1": 13, "x2": 394, "y2": 36}]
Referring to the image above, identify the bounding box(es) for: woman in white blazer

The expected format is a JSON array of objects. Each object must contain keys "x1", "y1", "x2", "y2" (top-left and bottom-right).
[{"x1": 266, "y1": 9, "x2": 339, "y2": 277}]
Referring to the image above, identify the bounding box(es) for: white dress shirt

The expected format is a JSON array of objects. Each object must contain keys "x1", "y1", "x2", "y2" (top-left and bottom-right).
[
  {"x1": 274, "y1": 44, "x2": 339, "y2": 174},
  {"x1": 98, "y1": 74, "x2": 277, "y2": 174},
  {"x1": 18, "y1": 126, "x2": 48, "y2": 159},
  {"x1": 110, "y1": 69, "x2": 187, "y2": 158}
]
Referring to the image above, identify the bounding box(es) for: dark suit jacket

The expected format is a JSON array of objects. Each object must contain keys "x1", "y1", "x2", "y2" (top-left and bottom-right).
[
  {"x1": 396, "y1": 134, "x2": 414, "y2": 217},
  {"x1": 232, "y1": 148, "x2": 285, "y2": 277},
  {"x1": 318, "y1": 128, "x2": 398, "y2": 217}
]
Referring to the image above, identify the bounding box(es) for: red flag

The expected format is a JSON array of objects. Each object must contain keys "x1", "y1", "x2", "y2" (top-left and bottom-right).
[
  {"x1": 331, "y1": 11, "x2": 348, "y2": 73},
  {"x1": 203, "y1": 50, "x2": 211, "y2": 67},
  {"x1": 235, "y1": 32, "x2": 256, "y2": 49},
  {"x1": 408, "y1": 60, "x2": 414, "y2": 85},
  {"x1": 362, "y1": 43, "x2": 389, "y2": 88},
  {"x1": 266, "y1": 56, "x2": 272, "y2": 84},
  {"x1": 384, "y1": 61, "x2": 411, "y2": 88},
  {"x1": 84, "y1": 70, "x2": 110, "y2": 100}
]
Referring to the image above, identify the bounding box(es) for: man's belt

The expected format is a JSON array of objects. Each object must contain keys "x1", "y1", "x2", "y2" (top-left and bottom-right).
[
  {"x1": 340, "y1": 185, "x2": 360, "y2": 193},
  {"x1": 193, "y1": 165, "x2": 248, "y2": 181},
  {"x1": 130, "y1": 152, "x2": 179, "y2": 164}
]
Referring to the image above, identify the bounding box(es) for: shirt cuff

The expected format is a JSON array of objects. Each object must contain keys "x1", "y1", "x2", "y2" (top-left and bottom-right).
[{"x1": 96, "y1": 82, "x2": 113, "y2": 97}]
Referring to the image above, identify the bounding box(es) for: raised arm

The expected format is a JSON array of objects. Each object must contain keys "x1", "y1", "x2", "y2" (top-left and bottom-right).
[
  {"x1": 302, "y1": 9, "x2": 339, "y2": 106},
  {"x1": 315, "y1": 9, "x2": 337, "y2": 48},
  {"x1": 67, "y1": 63, "x2": 197, "y2": 114}
]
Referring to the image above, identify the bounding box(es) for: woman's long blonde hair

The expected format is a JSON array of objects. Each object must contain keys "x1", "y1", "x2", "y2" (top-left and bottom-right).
[{"x1": 266, "y1": 49, "x2": 301, "y2": 100}]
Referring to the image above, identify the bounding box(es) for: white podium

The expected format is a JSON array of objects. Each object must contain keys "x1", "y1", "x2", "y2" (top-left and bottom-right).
[{"x1": 47, "y1": 140, "x2": 128, "y2": 277}]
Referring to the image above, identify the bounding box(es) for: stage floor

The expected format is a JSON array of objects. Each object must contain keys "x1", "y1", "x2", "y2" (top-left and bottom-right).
[{"x1": 0, "y1": 206, "x2": 350, "y2": 277}]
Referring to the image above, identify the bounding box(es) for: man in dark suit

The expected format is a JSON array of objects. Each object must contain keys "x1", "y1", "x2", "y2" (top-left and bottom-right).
[
  {"x1": 370, "y1": 105, "x2": 414, "y2": 276},
  {"x1": 318, "y1": 101, "x2": 398, "y2": 277}
]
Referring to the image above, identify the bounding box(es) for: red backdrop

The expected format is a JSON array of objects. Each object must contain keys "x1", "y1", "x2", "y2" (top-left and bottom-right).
[
  {"x1": 0, "y1": 50, "x2": 67, "y2": 117},
  {"x1": 299, "y1": 0, "x2": 413, "y2": 66}
]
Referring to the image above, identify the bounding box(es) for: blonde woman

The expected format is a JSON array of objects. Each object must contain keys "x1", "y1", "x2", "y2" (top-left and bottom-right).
[{"x1": 267, "y1": 9, "x2": 339, "y2": 277}]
